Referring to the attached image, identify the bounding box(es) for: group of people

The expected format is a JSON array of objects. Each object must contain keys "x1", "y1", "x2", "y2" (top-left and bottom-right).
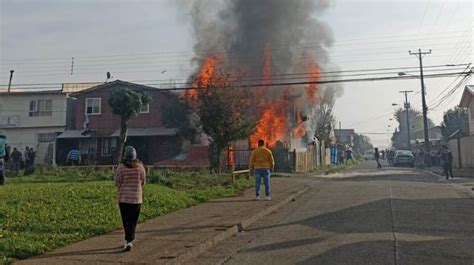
[
  {"x1": 113, "y1": 139, "x2": 276, "y2": 252},
  {"x1": 337, "y1": 144, "x2": 355, "y2": 165},
  {"x1": 2, "y1": 145, "x2": 37, "y2": 176}
]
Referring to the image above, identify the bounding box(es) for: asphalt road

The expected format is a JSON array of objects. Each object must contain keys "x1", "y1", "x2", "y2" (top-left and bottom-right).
[{"x1": 191, "y1": 161, "x2": 474, "y2": 265}]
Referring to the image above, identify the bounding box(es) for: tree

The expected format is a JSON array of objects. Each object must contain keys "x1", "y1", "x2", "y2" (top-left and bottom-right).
[
  {"x1": 314, "y1": 89, "x2": 336, "y2": 147},
  {"x1": 196, "y1": 73, "x2": 256, "y2": 172},
  {"x1": 161, "y1": 96, "x2": 198, "y2": 143},
  {"x1": 108, "y1": 88, "x2": 151, "y2": 163},
  {"x1": 440, "y1": 106, "x2": 469, "y2": 139},
  {"x1": 391, "y1": 108, "x2": 435, "y2": 149},
  {"x1": 353, "y1": 133, "x2": 373, "y2": 154}
]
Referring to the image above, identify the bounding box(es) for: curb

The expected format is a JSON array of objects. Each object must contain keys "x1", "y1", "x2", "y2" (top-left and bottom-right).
[{"x1": 168, "y1": 186, "x2": 310, "y2": 265}]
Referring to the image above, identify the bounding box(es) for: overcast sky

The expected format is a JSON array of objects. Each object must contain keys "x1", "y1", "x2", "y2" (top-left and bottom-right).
[{"x1": 1, "y1": 0, "x2": 472, "y2": 147}]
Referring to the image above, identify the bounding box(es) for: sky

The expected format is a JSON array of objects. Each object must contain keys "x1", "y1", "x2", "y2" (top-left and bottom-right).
[{"x1": 1, "y1": 0, "x2": 473, "y2": 148}]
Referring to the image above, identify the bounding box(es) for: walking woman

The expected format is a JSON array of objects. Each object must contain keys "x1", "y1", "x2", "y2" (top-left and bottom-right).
[{"x1": 114, "y1": 146, "x2": 146, "y2": 251}]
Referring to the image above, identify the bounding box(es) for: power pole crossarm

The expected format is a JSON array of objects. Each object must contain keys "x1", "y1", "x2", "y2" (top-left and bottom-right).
[{"x1": 409, "y1": 49, "x2": 431, "y2": 153}]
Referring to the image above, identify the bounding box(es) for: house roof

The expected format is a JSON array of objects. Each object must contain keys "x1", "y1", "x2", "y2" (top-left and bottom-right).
[
  {"x1": 110, "y1": 127, "x2": 178, "y2": 137},
  {"x1": 459, "y1": 85, "x2": 474, "y2": 107},
  {"x1": 57, "y1": 130, "x2": 94, "y2": 139},
  {"x1": 0, "y1": 89, "x2": 64, "y2": 95},
  {"x1": 69, "y1": 80, "x2": 172, "y2": 97},
  {"x1": 155, "y1": 145, "x2": 210, "y2": 167}
]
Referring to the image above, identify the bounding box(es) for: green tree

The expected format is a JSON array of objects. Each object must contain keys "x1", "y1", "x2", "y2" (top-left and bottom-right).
[
  {"x1": 440, "y1": 106, "x2": 469, "y2": 139},
  {"x1": 391, "y1": 108, "x2": 435, "y2": 149},
  {"x1": 353, "y1": 133, "x2": 373, "y2": 154},
  {"x1": 108, "y1": 88, "x2": 151, "y2": 163},
  {"x1": 161, "y1": 96, "x2": 198, "y2": 143},
  {"x1": 196, "y1": 73, "x2": 256, "y2": 172}
]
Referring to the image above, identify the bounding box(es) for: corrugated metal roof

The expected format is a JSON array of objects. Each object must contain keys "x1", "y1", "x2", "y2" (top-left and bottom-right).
[
  {"x1": 110, "y1": 128, "x2": 178, "y2": 137},
  {"x1": 57, "y1": 130, "x2": 93, "y2": 139}
]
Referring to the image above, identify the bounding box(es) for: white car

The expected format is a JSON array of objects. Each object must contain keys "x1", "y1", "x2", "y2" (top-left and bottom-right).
[{"x1": 363, "y1": 150, "x2": 375, "y2": 160}]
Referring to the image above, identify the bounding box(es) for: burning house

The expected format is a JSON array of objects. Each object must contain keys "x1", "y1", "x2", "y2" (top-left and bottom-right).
[{"x1": 178, "y1": 0, "x2": 341, "y2": 166}]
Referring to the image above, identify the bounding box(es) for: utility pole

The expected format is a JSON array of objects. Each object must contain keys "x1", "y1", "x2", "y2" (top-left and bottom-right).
[
  {"x1": 409, "y1": 49, "x2": 431, "y2": 153},
  {"x1": 7, "y1": 70, "x2": 14, "y2": 93},
  {"x1": 400, "y1": 90, "x2": 413, "y2": 150}
]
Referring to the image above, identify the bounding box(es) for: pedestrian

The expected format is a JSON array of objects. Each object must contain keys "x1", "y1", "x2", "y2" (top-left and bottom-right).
[
  {"x1": 24, "y1": 148, "x2": 36, "y2": 175},
  {"x1": 114, "y1": 146, "x2": 146, "y2": 251},
  {"x1": 374, "y1": 148, "x2": 382, "y2": 168},
  {"x1": 66, "y1": 147, "x2": 81, "y2": 166},
  {"x1": 10, "y1": 148, "x2": 22, "y2": 175},
  {"x1": 249, "y1": 139, "x2": 275, "y2": 201},
  {"x1": 345, "y1": 147, "x2": 354, "y2": 164},
  {"x1": 441, "y1": 145, "x2": 454, "y2": 180}
]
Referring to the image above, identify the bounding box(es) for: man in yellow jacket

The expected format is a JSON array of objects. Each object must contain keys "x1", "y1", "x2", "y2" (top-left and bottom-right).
[{"x1": 249, "y1": 139, "x2": 275, "y2": 200}]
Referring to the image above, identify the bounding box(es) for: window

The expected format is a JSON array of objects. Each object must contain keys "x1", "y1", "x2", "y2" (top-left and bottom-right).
[
  {"x1": 85, "y1": 98, "x2": 101, "y2": 115},
  {"x1": 38, "y1": 133, "x2": 56, "y2": 143},
  {"x1": 139, "y1": 103, "x2": 150, "y2": 113},
  {"x1": 101, "y1": 138, "x2": 117, "y2": 156},
  {"x1": 29, "y1": 99, "x2": 52, "y2": 117}
]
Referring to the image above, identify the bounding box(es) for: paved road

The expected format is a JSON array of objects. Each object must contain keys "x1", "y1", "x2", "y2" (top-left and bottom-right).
[{"x1": 191, "y1": 162, "x2": 474, "y2": 265}]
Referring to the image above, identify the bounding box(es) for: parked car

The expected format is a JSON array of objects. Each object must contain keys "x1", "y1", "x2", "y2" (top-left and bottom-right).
[
  {"x1": 363, "y1": 150, "x2": 375, "y2": 160},
  {"x1": 393, "y1": 150, "x2": 415, "y2": 167}
]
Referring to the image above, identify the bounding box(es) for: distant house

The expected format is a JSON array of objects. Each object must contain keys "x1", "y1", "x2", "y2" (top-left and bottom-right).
[
  {"x1": 335, "y1": 129, "x2": 355, "y2": 146},
  {"x1": 0, "y1": 90, "x2": 67, "y2": 165},
  {"x1": 0, "y1": 84, "x2": 99, "y2": 165},
  {"x1": 56, "y1": 80, "x2": 180, "y2": 165},
  {"x1": 460, "y1": 85, "x2": 474, "y2": 136}
]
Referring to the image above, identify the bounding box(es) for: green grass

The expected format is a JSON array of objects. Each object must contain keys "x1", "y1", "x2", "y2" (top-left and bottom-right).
[{"x1": 0, "y1": 168, "x2": 252, "y2": 263}]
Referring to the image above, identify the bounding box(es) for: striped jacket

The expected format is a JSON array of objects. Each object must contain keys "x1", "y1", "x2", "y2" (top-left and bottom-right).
[{"x1": 114, "y1": 164, "x2": 146, "y2": 204}]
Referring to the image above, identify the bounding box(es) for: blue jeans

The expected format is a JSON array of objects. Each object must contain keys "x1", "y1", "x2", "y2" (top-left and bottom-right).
[{"x1": 254, "y1": 168, "x2": 271, "y2": 197}]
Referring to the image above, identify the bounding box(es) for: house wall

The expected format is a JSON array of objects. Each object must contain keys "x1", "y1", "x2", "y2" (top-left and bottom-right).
[
  {"x1": 0, "y1": 93, "x2": 67, "y2": 128},
  {"x1": 469, "y1": 98, "x2": 474, "y2": 136},
  {"x1": 448, "y1": 135, "x2": 474, "y2": 168},
  {"x1": 73, "y1": 86, "x2": 174, "y2": 133},
  {"x1": 2, "y1": 127, "x2": 64, "y2": 164}
]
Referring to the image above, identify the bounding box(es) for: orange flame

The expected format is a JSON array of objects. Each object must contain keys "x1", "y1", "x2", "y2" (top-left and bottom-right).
[
  {"x1": 250, "y1": 100, "x2": 287, "y2": 149},
  {"x1": 293, "y1": 111, "x2": 306, "y2": 138},
  {"x1": 181, "y1": 53, "x2": 223, "y2": 100},
  {"x1": 305, "y1": 63, "x2": 320, "y2": 106}
]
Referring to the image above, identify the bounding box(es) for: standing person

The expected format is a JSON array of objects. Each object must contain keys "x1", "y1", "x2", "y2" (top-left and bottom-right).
[
  {"x1": 441, "y1": 145, "x2": 454, "y2": 180},
  {"x1": 24, "y1": 148, "x2": 36, "y2": 175},
  {"x1": 249, "y1": 139, "x2": 275, "y2": 201},
  {"x1": 114, "y1": 146, "x2": 146, "y2": 251},
  {"x1": 10, "y1": 148, "x2": 22, "y2": 175},
  {"x1": 66, "y1": 147, "x2": 81, "y2": 166},
  {"x1": 345, "y1": 147, "x2": 354, "y2": 164},
  {"x1": 23, "y1": 146, "x2": 30, "y2": 170},
  {"x1": 374, "y1": 148, "x2": 382, "y2": 168}
]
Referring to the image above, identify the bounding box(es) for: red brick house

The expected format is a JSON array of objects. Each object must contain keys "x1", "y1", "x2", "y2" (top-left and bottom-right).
[{"x1": 56, "y1": 80, "x2": 180, "y2": 165}]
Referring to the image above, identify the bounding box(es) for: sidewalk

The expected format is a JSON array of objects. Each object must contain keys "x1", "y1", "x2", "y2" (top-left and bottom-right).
[
  {"x1": 423, "y1": 166, "x2": 474, "y2": 198},
  {"x1": 16, "y1": 177, "x2": 310, "y2": 265}
]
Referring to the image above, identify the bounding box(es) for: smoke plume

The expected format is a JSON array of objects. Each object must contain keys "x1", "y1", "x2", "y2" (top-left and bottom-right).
[{"x1": 178, "y1": 0, "x2": 343, "y2": 146}]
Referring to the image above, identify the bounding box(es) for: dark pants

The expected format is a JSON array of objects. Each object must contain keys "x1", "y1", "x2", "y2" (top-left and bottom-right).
[
  {"x1": 119, "y1": 203, "x2": 141, "y2": 242},
  {"x1": 444, "y1": 163, "x2": 453, "y2": 179},
  {"x1": 254, "y1": 168, "x2": 271, "y2": 197}
]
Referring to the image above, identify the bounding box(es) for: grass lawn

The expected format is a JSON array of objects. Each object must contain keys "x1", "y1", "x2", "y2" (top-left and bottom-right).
[{"x1": 0, "y1": 168, "x2": 252, "y2": 263}]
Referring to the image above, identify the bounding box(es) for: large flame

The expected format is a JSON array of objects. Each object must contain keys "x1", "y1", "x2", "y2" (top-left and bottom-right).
[
  {"x1": 293, "y1": 111, "x2": 306, "y2": 138},
  {"x1": 250, "y1": 100, "x2": 287, "y2": 148},
  {"x1": 181, "y1": 53, "x2": 223, "y2": 100},
  {"x1": 305, "y1": 63, "x2": 320, "y2": 107}
]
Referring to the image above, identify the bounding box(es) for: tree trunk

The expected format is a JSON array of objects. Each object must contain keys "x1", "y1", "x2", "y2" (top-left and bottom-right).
[
  {"x1": 116, "y1": 118, "x2": 128, "y2": 164},
  {"x1": 209, "y1": 142, "x2": 223, "y2": 173}
]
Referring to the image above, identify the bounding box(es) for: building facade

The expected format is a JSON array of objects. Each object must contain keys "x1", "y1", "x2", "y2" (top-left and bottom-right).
[
  {"x1": 0, "y1": 91, "x2": 68, "y2": 165},
  {"x1": 460, "y1": 85, "x2": 474, "y2": 136},
  {"x1": 56, "y1": 80, "x2": 180, "y2": 165}
]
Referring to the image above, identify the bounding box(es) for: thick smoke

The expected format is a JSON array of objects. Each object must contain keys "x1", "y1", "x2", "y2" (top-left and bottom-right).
[{"x1": 178, "y1": 0, "x2": 343, "y2": 144}]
